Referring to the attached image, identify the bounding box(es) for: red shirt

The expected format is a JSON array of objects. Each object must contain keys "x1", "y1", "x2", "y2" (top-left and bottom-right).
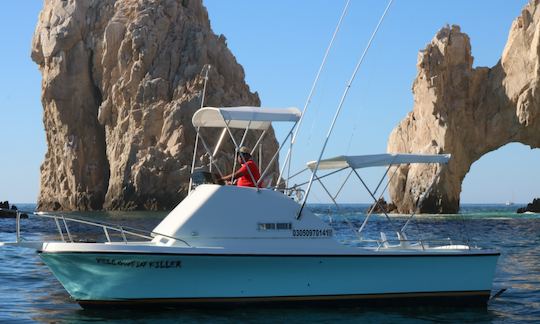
[{"x1": 236, "y1": 160, "x2": 261, "y2": 187}]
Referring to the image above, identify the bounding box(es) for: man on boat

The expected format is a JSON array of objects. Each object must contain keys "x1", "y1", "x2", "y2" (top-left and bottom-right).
[{"x1": 220, "y1": 146, "x2": 261, "y2": 187}]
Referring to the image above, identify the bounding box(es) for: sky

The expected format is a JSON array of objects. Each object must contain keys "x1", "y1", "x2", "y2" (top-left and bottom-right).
[{"x1": 0, "y1": 0, "x2": 537, "y2": 205}]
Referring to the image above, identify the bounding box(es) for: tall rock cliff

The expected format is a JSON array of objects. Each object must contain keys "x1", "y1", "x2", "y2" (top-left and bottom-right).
[
  {"x1": 388, "y1": 1, "x2": 540, "y2": 213},
  {"x1": 32, "y1": 0, "x2": 279, "y2": 211}
]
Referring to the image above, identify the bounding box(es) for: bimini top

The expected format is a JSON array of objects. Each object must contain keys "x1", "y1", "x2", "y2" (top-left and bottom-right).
[
  {"x1": 192, "y1": 106, "x2": 301, "y2": 130},
  {"x1": 307, "y1": 153, "x2": 451, "y2": 170}
]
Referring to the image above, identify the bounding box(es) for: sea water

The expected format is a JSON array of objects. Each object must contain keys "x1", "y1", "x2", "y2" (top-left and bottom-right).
[{"x1": 0, "y1": 204, "x2": 538, "y2": 323}]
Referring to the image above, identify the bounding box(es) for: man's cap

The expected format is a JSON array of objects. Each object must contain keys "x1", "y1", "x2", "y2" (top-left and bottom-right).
[{"x1": 238, "y1": 146, "x2": 250, "y2": 154}]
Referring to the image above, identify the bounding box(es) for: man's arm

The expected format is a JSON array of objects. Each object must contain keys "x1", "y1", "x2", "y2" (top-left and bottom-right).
[{"x1": 220, "y1": 165, "x2": 246, "y2": 183}]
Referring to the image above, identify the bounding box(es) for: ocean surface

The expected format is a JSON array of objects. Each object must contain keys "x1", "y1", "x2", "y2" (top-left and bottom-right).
[{"x1": 0, "y1": 203, "x2": 538, "y2": 323}]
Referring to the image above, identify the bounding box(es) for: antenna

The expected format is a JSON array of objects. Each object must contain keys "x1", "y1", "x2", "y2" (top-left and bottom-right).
[
  {"x1": 200, "y1": 64, "x2": 211, "y2": 109},
  {"x1": 188, "y1": 64, "x2": 212, "y2": 194}
]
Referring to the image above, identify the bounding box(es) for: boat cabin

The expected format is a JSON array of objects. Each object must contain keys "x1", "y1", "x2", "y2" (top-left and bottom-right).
[
  {"x1": 152, "y1": 106, "x2": 342, "y2": 251},
  {"x1": 151, "y1": 106, "x2": 454, "y2": 252}
]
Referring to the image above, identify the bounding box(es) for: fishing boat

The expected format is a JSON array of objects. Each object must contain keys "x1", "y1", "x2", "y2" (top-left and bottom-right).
[
  {"x1": 0, "y1": 106, "x2": 499, "y2": 307},
  {"x1": 0, "y1": 0, "x2": 499, "y2": 308}
]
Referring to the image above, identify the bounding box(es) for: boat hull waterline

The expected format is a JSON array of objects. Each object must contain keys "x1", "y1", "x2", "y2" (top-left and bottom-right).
[{"x1": 40, "y1": 251, "x2": 499, "y2": 307}]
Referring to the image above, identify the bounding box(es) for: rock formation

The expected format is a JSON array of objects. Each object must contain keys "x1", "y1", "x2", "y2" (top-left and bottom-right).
[
  {"x1": 388, "y1": 1, "x2": 540, "y2": 213},
  {"x1": 0, "y1": 201, "x2": 29, "y2": 219},
  {"x1": 517, "y1": 198, "x2": 540, "y2": 213},
  {"x1": 32, "y1": 0, "x2": 279, "y2": 211},
  {"x1": 365, "y1": 198, "x2": 397, "y2": 214}
]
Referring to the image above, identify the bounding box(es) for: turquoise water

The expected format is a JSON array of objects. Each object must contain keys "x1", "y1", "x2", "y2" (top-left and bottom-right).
[{"x1": 0, "y1": 204, "x2": 538, "y2": 323}]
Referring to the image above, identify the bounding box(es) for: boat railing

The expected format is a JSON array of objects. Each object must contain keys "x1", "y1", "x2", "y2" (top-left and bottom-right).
[
  {"x1": 0, "y1": 208, "x2": 190, "y2": 247},
  {"x1": 373, "y1": 236, "x2": 473, "y2": 251}
]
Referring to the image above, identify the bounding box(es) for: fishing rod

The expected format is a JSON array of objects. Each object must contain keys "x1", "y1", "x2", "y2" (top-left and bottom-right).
[
  {"x1": 276, "y1": 0, "x2": 351, "y2": 190},
  {"x1": 298, "y1": 0, "x2": 395, "y2": 219}
]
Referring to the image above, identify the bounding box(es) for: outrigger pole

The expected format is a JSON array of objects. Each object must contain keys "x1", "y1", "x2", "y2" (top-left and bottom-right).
[
  {"x1": 277, "y1": 0, "x2": 351, "y2": 190},
  {"x1": 298, "y1": 0, "x2": 395, "y2": 219}
]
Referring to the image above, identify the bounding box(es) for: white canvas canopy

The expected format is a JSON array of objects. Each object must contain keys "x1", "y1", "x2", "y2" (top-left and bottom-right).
[
  {"x1": 306, "y1": 153, "x2": 451, "y2": 170},
  {"x1": 188, "y1": 106, "x2": 302, "y2": 192},
  {"x1": 192, "y1": 106, "x2": 301, "y2": 130}
]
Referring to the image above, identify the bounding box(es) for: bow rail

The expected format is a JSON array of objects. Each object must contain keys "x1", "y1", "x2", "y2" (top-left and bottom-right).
[{"x1": 0, "y1": 208, "x2": 190, "y2": 247}]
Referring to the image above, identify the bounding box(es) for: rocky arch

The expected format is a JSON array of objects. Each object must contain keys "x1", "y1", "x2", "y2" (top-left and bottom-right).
[
  {"x1": 387, "y1": 1, "x2": 540, "y2": 214},
  {"x1": 460, "y1": 142, "x2": 538, "y2": 203}
]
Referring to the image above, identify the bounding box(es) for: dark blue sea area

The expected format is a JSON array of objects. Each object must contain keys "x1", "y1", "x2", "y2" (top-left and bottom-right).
[{"x1": 0, "y1": 203, "x2": 538, "y2": 323}]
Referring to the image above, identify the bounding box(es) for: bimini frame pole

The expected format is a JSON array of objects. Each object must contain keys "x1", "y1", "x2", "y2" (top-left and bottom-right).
[
  {"x1": 250, "y1": 128, "x2": 269, "y2": 157},
  {"x1": 229, "y1": 120, "x2": 252, "y2": 181},
  {"x1": 277, "y1": 0, "x2": 351, "y2": 189},
  {"x1": 197, "y1": 132, "x2": 224, "y2": 177},
  {"x1": 223, "y1": 120, "x2": 259, "y2": 191},
  {"x1": 188, "y1": 127, "x2": 201, "y2": 194},
  {"x1": 211, "y1": 128, "x2": 228, "y2": 174},
  {"x1": 298, "y1": 0, "x2": 394, "y2": 219},
  {"x1": 357, "y1": 164, "x2": 399, "y2": 236},
  {"x1": 257, "y1": 121, "x2": 298, "y2": 188},
  {"x1": 351, "y1": 168, "x2": 395, "y2": 228}
]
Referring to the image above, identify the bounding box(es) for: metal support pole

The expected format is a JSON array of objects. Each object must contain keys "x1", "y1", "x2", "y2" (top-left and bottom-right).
[
  {"x1": 287, "y1": 168, "x2": 308, "y2": 182},
  {"x1": 250, "y1": 129, "x2": 268, "y2": 157},
  {"x1": 315, "y1": 177, "x2": 340, "y2": 210},
  {"x1": 104, "y1": 227, "x2": 111, "y2": 242},
  {"x1": 239, "y1": 121, "x2": 252, "y2": 150},
  {"x1": 188, "y1": 127, "x2": 201, "y2": 194},
  {"x1": 286, "y1": 136, "x2": 293, "y2": 188},
  {"x1": 15, "y1": 211, "x2": 20, "y2": 243},
  {"x1": 277, "y1": 135, "x2": 294, "y2": 189},
  {"x1": 120, "y1": 226, "x2": 127, "y2": 243},
  {"x1": 61, "y1": 215, "x2": 73, "y2": 243},
  {"x1": 226, "y1": 121, "x2": 239, "y2": 182},
  {"x1": 357, "y1": 165, "x2": 398, "y2": 236},
  {"x1": 294, "y1": 167, "x2": 348, "y2": 188},
  {"x1": 257, "y1": 123, "x2": 297, "y2": 187},
  {"x1": 277, "y1": 148, "x2": 292, "y2": 190},
  {"x1": 314, "y1": 173, "x2": 362, "y2": 241},
  {"x1": 280, "y1": 0, "x2": 351, "y2": 189},
  {"x1": 200, "y1": 65, "x2": 211, "y2": 108},
  {"x1": 373, "y1": 165, "x2": 392, "y2": 195},
  {"x1": 198, "y1": 134, "x2": 224, "y2": 177},
  {"x1": 189, "y1": 64, "x2": 211, "y2": 190},
  {"x1": 352, "y1": 169, "x2": 395, "y2": 227},
  {"x1": 213, "y1": 128, "x2": 228, "y2": 157},
  {"x1": 54, "y1": 218, "x2": 65, "y2": 242},
  {"x1": 333, "y1": 169, "x2": 354, "y2": 200},
  {"x1": 259, "y1": 144, "x2": 263, "y2": 181},
  {"x1": 224, "y1": 122, "x2": 259, "y2": 190},
  {"x1": 298, "y1": 0, "x2": 394, "y2": 219}
]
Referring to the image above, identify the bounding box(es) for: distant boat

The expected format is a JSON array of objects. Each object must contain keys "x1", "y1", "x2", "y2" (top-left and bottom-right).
[{"x1": 505, "y1": 192, "x2": 516, "y2": 206}]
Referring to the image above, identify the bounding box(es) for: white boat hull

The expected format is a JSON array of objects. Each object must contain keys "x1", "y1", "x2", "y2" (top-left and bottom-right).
[{"x1": 40, "y1": 249, "x2": 499, "y2": 307}]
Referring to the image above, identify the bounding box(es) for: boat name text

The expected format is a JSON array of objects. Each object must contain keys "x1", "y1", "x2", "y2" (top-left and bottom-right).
[{"x1": 96, "y1": 258, "x2": 182, "y2": 269}]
